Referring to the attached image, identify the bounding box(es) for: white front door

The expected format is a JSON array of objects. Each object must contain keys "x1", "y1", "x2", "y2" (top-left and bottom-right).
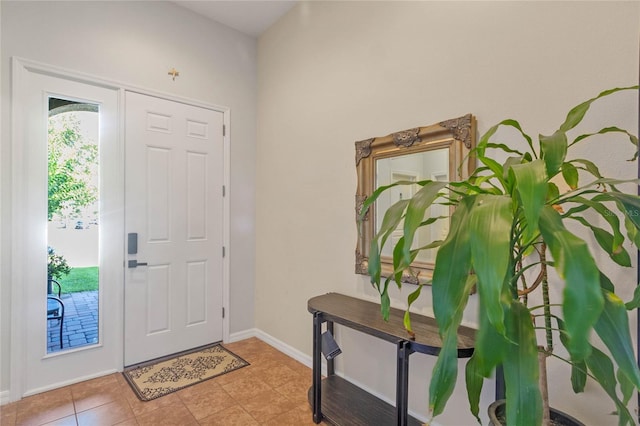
[
  {"x1": 13, "y1": 61, "x2": 122, "y2": 397},
  {"x1": 124, "y1": 92, "x2": 224, "y2": 366}
]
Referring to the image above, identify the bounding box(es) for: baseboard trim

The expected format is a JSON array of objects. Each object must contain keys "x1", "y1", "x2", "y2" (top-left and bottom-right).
[
  {"x1": 254, "y1": 329, "x2": 314, "y2": 368},
  {"x1": 228, "y1": 328, "x2": 313, "y2": 368},
  {"x1": 227, "y1": 328, "x2": 259, "y2": 344},
  {"x1": 1, "y1": 369, "x2": 121, "y2": 404},
  {"x1": 228, "y1": 328, "x2": 431, "y2": 424},
  {"x1": 228, "y1": 328, "x2": 322, "y2": 374},
  {"x1": 22, "y1": 369, "x2": 119, "y2": 398}
]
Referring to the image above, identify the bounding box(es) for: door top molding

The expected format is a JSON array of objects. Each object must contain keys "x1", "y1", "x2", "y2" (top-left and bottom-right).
[{"x1": 13, "y1": 57, "x2": 230, "y2": 114}]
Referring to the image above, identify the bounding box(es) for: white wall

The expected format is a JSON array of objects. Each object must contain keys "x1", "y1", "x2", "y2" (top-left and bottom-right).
[
  {"x1": 256, "y1": 1, "x2": 640, "y2": 424},
  {"x1": 1, "y1": 0, "x2": 257, "y2": 394}
]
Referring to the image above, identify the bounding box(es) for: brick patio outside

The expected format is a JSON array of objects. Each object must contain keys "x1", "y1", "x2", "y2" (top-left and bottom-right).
[{"x1": 47, "y1": 290, "x2": 98, "y2": 352}]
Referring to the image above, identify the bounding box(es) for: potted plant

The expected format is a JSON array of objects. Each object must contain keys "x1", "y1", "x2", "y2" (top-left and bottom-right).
[
  {"x1": 47, "y1": 246, "x2": 70, "y2": 293},
  {"x1": 364, "y1": 86, "x2": 640, "y2": 425}
]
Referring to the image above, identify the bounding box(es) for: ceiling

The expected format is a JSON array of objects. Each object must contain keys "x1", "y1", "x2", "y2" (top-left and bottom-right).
[{"x1": 176, "y1": 1, "x2": 297, "y2": 37}]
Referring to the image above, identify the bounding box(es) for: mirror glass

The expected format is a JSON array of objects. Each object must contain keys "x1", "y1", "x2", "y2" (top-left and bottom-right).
[
  {"x1": 375, "y1": 148, "x2": 449, "y2": 264},
  {"x1": 355, "y1": 114, "x2": 476, "y2": 284}
]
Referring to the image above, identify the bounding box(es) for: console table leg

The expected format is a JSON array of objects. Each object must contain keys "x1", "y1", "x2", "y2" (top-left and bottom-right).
[
  {"x1": 396, "y1": 340, "x2": 410, "y2": 426},
  {"x1": 312, "y1": 312, "x2": 323, "y2": 423}
]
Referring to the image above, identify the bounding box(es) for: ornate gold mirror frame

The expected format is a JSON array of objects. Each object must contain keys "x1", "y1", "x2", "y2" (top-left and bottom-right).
[{"x1": 355, "y1": 114, "x2": 476, "y2": 284}]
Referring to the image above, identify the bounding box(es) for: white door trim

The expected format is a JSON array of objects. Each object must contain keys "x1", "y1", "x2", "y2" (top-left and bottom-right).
[{"x1": 9, "y1": 57, "x2": 231, "y2": 401}]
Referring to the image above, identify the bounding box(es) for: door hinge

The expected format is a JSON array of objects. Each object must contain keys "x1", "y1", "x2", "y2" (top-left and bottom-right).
[
  {"x1": 222, "y1": 246, "x2": 226, "y2": 257},
  {"x1": 223, "y1": 124, "x2": 226, "y2": 136},
  {"x1": 222, "y1": 307, "x2": 225, "y2": 318},
  {"x1": 222, "y1": 185, "x2": 226, "y2": 197}
]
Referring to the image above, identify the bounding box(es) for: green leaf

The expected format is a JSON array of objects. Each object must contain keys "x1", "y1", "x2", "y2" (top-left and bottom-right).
[
  {"x1": 403, "y1": 285, "x2": 423, "y2": 333},
  {"x1": 429, "y1": 199, "x2": 475, "y2": 419},
  {"x1": 432, "y1": 197, "x2": 474, "y2": 334},
  {"x1": 468, "y1": 194, "x2": 513, "y2": 334},
  {"x1": 502, "y1": 156, "x2": 525, "y2": 187},
  {"x1": 478, "y1": 156, "x2": 507, "y2": 190},
  {"x1": 503, "y1": 301, "x2": 542, "y2": 426},
  {"x1": 412, "y1": 239, "x2": 443, "y2": 252},
  {"x1": 561, "y1": 162, "x2": 579, "y2": 189},
  {"x1": 559, "y1": 86, "x2": 639, "y2": 132},
  {"x1": 369, "y1": 199, "x2": 410, "y2": 291},
  {"x1": 429, "y1": 320, "x2": 461, "y2": 418},
  {"x1": 571, "y1": 360, "x2": 588, "y2": 393},
  {"x1": 483, "y1": 142, "x2": 525, "y2": 156},
  {"x1": 570, "y1": 158, "x2": 603, "y2": 179},
  {"x1": 593, "y1": 226, "x2": 631, "y2": 267},
  {"x1": 449, "y1": 180, "x2": 488, "y2": 196},
  {"x1": 392, "y1": 236, "x2": 413, "y2": 286},
  {"x1": 476, "y1": 121, "x2": 499, "y2": 156},
  {"x1": 599, "y1": 271, "x2": 615, "y2": 292},
  {"x1": 418, "y1": 215, "x2": 444, "y2": 228},
  {"x1": 582, "y1": 177, "x2": 640, "y2": 188},
  {"x1": 605, "y1": 192, "x2": 640, "y2": 231},
  {"x1": 557, "y1": 317, "x2": 587, "y2": 392},
  {"x1": 571, "y1": 216, "x2": 631, "y2": 267},
  {"x1": 571, "y1": 126, "x2": 639, "y2": 159},
  {"x1": 538, "y1": 206, "x2": 603, "y2": 361},
  {"x1": 617, "y1": 367, "x2": 634, "y2": 406},
  {"x1": 380, "y1": 289, "x2": 391, "y2": 321},
  {"x1": 624, "y1": 285, "x2": 640, "y2": 310},
  {"x1": 360, "y1": 180, "x2": 416, "y2": 220},
  {"x1": 510, "y1": 159, "x2": 547, "y2": 243},
  {"x1": 368, "y1": 237, "x2": 381, "y2": 288},
  {"x1": 476, "y1": 119, "x2": 535, "y2": 188},
  {"x1": 464, "y1": 354, "x2": 484, "y2": 423},
  {"x1": 585, "y1": 347, "x2": 635, "y2": 426},
  {"x1": 429, "y1": 278, "x2": 475, "y2": 418},
  {"x1": 594, "y1": 288, "x2": 640, "y2": 389},
  {"x1": 483, "y1": 119, "x2": 535, "y2": 157},
  {"x1": 540, "y1": 131, "x2": 568, "y2": 177},
  {"x1": 546, "y1": 182, "x2": 560, "y2": 203},
  {"x1": 402, "y1": 182, "x2": 448, "y2": 265},
  {"x1": 377, "y1": 199, "x2": 409, "y2": 249},
  {"x1": 568, "y1": 195, "x2": 626, "y2": 255},
  {"x1": 429, "y1": 276, "x2": 476, "y2": 419},
  {"x1": 363, "y1": 185, "x2": 409, "y2": 296},
  {"x1": 623, "y1": 215, "x2": 640, "y2": 249},
  {"x1": 474, "y1": 293, "x2": 509, "y2": 377}
]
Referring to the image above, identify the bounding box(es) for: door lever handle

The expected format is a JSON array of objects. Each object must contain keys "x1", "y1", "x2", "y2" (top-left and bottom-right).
[{"x1": 128, "y1": 260, "x2": 148, "y2": 268}]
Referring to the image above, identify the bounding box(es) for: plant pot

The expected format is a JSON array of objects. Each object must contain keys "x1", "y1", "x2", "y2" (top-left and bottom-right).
[{"x1": 488, "y1": 399, "x2": 584, "y2": 426}]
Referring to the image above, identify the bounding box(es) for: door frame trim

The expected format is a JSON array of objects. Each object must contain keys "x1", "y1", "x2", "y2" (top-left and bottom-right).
[{"x1": 9, "y1": 57, "x2": 231, "y2": 401}]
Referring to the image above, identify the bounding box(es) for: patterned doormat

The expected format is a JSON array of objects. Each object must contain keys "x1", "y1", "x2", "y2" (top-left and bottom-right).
[{"x1": 123, "y1": 343, "x2": 249, "y2": 401}]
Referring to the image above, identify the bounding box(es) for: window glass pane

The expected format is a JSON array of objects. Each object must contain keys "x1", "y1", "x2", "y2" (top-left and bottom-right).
[{"x1": 47, "y1": 98, "x2": 100, "y2": 353}]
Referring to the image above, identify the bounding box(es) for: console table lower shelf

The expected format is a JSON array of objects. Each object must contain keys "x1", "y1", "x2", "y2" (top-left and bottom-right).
[
  {"x1": 307, "y1": 293, "x2": 476, "y2": 425},
  {"x1": 306, "y1": 375, "x2": 423, "y2": 426}
]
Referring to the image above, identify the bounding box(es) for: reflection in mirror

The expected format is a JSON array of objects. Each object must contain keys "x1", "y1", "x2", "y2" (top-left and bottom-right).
[
  {"x1": 376, "y1": 149, "x2": 449, "y2": 264},
  {"x1": 355, "y1": 114, "x2": 476, "y2": 284}
]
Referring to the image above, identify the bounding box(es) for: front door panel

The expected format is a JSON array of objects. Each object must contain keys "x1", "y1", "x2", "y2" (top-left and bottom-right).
[{"x1": 124, "y1": 92, "x2": 224, "y2": 365}]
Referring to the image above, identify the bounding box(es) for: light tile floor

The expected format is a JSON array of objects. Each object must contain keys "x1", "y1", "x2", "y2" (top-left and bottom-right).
[{"x1": 0, "y1": 338, "x2": 320, "y2": 425}]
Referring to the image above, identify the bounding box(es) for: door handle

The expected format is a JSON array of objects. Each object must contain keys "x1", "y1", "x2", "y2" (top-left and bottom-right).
[{"x1": 128, "y1": 260, "x2": 148, "y2": 268}]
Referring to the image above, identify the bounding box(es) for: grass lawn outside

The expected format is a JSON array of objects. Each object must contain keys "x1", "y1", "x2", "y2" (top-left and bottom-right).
[{"x1": 57, "y1": 266, "x2": 99, "y2": 293}]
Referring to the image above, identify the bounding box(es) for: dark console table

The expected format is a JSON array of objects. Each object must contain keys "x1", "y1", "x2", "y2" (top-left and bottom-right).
[{"x1": 307, "y1": 292, "x2": 476, "y2": 426}]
